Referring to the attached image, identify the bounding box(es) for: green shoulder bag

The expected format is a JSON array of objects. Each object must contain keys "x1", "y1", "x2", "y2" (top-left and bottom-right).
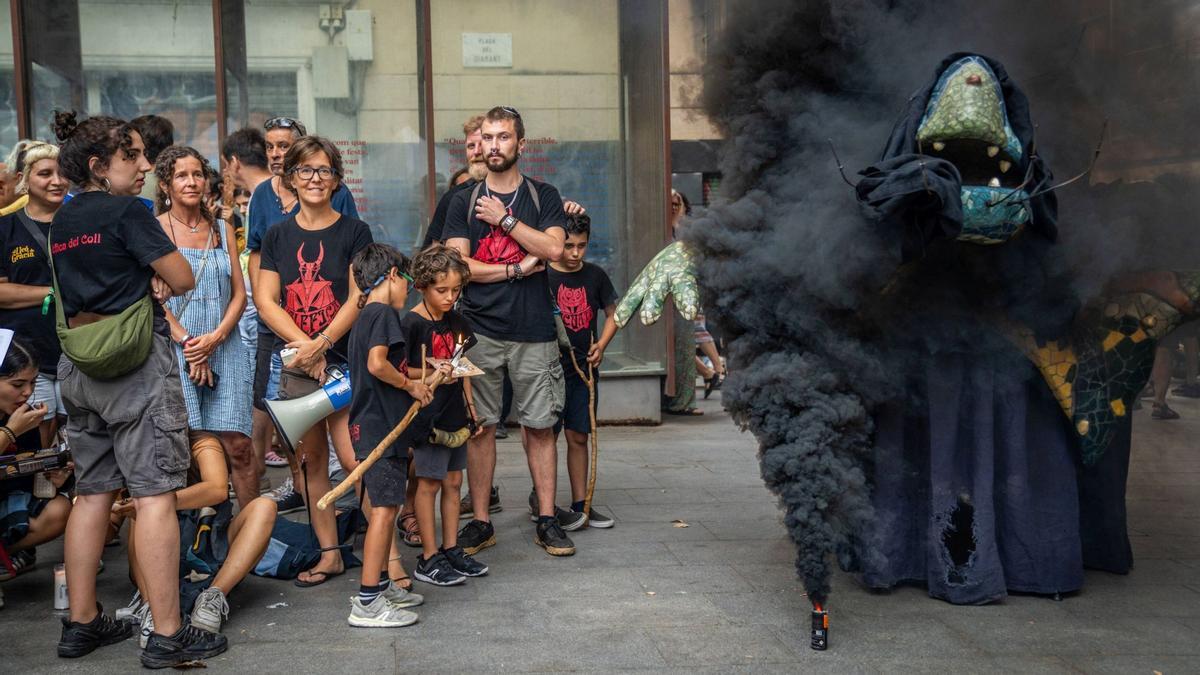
[{"x1": 48, "y1": 231, "x2": 154, "y2": 380}]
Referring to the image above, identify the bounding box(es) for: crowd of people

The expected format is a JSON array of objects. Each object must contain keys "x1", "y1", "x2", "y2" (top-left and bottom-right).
[{"x1": 0, "y1": 105, "x2": 643, "y2": 669}]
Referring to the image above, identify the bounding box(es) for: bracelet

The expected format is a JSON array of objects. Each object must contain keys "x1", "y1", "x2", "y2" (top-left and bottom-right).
[
  {"x1": 513, "y1": 262, "x2": 524, "y2": 280},
  {"x1": 316, "y1": 332, "x2": 334, "y2": 349},
  {"x1": 0, "y1": 426, "x2": 16, "y2": 446},
  {"x1": 505, "y1": 263, "x2": 513, "y2": 281},
  {"x1": 178, "y1": 334, "x2": 193, "y2": 347},
  {"x1": 500, "y1": 214, "x2": 519, "y2": 234}
]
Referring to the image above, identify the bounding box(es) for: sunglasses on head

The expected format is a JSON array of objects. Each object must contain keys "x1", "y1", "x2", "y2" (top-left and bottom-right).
[{"x1": 265, "y1": 117, "x2": 307, "y2": 136}]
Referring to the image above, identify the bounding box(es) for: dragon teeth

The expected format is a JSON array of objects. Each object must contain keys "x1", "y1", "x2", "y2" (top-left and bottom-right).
[
  {"x1": 987, "y1": 146, "x2": 1000, "y2": 157},
  {"x1": 999, "y1": 160, "x2": 1012, "y2": 173},
  {"x1": 932, "y1": 141, "x2": 945, "y2": 152},
  {"x1": 988, "y1": 177, "x2": 1001, "y2": 188}
]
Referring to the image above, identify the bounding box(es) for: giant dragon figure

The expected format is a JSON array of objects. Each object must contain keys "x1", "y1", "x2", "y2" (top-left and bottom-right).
[{"x1": 616, "y1": 53, "x2": 1199, "y2": 635}]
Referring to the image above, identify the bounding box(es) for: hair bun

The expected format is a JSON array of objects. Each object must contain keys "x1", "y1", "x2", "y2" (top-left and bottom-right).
[{"x1": 51, "y1": 110, "x2": 79, "y2": 142}]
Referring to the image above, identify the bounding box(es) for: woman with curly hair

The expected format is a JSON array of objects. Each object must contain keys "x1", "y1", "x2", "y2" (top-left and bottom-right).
[{"x1": 154, "y1": 145, "x2": 253, "y2": 508}]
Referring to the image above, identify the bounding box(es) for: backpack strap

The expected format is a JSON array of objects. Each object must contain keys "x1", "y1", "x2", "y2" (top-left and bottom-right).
[{"x1": 15, "y1": 210, "x2": 48, "y2": 260}]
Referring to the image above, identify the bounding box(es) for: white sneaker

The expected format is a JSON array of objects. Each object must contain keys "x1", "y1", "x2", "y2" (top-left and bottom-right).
[
  {"x1": 190, "y1": 586, "x2": 229, "y2": 633},
  {"x1": 382, "y1": 581, "x2": 424, "y2": 609},
  {"x1": 139, "y1": 609, "x2": 155, "y2": 649},
  {"x1": 115, "y1": 590, "x2": 145, "y2": 623},
  {"x1": 347, "y1": 595, "x2": 419, "y2": 628}
]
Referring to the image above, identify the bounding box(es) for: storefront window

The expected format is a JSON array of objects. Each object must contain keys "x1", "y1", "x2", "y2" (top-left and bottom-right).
[
  {"x1": 0, "y1": 5, "x2": 17, "y2": 157},
  {"x1": 26, "y1": 0, "x2": 218, "y2": 159},
  {"x1": 239, "y1": 0, "x2": 426, "y2": 249}
]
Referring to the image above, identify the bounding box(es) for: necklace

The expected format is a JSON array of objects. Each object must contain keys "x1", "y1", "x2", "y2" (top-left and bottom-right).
[
  {"x1": 483, "y1": 180, "x2": 520, "y2": 214},
  {"x1": 169, "y1": 210, "x2": 206, "y2": 235}
]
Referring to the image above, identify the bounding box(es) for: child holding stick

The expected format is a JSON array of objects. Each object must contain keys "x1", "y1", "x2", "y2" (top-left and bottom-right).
[
  {"x1": 345, "y1": 243, "x2": 439, "y2": 627},
  {"x1": 543, "y1": 213, "x2": 618, "y2": 529},
  {"x1": 402, "y1": 245, "x2": 489, "y2": 586}
]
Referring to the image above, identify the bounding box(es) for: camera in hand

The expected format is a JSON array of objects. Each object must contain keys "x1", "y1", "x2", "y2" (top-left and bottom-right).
[{"x1": 0, "y1": 444, "x2": 71, "y2": 481}]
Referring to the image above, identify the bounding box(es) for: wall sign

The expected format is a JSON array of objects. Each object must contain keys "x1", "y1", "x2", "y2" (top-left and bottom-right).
[{"x1": 462, "y1": 33, "x2": 512, "y2": 68}]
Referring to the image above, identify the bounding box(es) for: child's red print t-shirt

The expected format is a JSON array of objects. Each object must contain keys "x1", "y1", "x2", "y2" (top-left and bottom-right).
[{"x1": 48, "y1": 192, "x2": 176, "y2": 335}]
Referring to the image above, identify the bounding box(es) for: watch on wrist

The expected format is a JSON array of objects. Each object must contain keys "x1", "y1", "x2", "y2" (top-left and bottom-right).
[{"x1": 500, "y1": 214, "x2": 518, "y2": 234}]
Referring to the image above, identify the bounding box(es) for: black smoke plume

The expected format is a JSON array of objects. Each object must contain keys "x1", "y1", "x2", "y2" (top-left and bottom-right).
[{"x1": 685, "y1": 0, "x2": 1200, "y2": 605}]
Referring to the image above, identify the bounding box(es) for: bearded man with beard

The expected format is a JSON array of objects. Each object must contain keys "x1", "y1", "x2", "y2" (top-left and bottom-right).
[
  {"x1": 423, "y1": 115, "x2": 488, "y2": 249},
  {"x1": 444, "y1": 106, "x2": 573, "y2": 557}
]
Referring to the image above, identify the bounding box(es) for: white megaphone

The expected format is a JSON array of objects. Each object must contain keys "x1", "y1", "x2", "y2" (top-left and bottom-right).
[{"x1": 265, "y1": 366, "x2": 352, "y2": 454}]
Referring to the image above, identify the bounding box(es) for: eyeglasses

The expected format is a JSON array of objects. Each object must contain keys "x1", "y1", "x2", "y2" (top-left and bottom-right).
[
  {"x1": 400, "y1": 270, "x2": 414, "y2": 286},
  {"x1": 291, "y1": 166, "x2": 338, "y2": 182},
  {"x1": 265, "y1": 117, "x2": 308, "y2": 136}
]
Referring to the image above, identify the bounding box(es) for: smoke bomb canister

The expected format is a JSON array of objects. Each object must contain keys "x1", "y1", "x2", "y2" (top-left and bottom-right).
[
  {"x1": 810, "y1": 608, "x2": 829, "y2": 650},
  {"x1": 53, "y1": 563, "x2": 69, "y2": 610}
]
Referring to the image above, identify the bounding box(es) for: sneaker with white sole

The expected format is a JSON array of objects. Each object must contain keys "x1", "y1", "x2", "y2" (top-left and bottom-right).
[
  {"x1": 585, "y1": 508, "x2": 614, "y2": 529},
  {"x1": 414, "y1": 552, "x2": 466, "y2": 586},
  {"x1": 115, "y1": 590, "x2": 146, "y2": 623},
  {"x1": 347, "y1": 594, "x2": 419, "y2": 628},
  {"x1": 442, "y1": 545, "x2": 489, "y2": 577},
  {"x1": 268, "y1": 477, "x2": 305, "y2": 515},
  {"x1": 527, "y1": 491, "x2": 587, "y2": 531},
  {"x1": 381, "y1": 582, "x2": 424, "y2": 609},
  {"x1": 190, "y1": 586, "x2": 229, "y2": 634},
  {"x1": 0, "y1": 548, "x2": 35, "y2": 581}
]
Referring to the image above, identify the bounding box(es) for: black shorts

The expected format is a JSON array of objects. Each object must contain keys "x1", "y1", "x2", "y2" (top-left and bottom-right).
[
  {"x1": 555, "y1": 367, "x2": 597, "y2": 436},
  {"x1": 252, "y1": 328, "x2": 275, "y2": 411},
  {"x1": 362, "y1": 456, "x2": 408, "y2": 507}
]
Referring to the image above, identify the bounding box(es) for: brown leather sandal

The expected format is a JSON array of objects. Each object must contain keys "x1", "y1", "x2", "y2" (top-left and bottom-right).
[{"x1": 398, "y1": 510, "x2": 421, "y2": 547}]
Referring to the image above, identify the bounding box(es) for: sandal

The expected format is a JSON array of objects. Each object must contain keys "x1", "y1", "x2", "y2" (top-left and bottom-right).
[
  {"x1": 294, "y1": 567, "x2": 345, "y2": 588},
  {"x1": 398, "y1": 511, "x2": 421, "y2": 548},
  {"x1": 390, "y1": 574, "x2": 413, "y2": 591}
]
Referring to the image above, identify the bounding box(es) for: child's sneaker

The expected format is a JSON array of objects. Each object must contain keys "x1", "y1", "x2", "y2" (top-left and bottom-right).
[
  {"x1": 382, "y1": 581, "x2": 424, "y2": 609},
  {"x1": 585, "y1": 508, "x2": 614, "y2": 529},
  {"x1": 442, "y1": 545, "x2": 489, "y2": 577},
  {"x1": 414, "y1": 552, "x2": 467, "y2": 586},
  {"x1": 140, "y1": 623, "x2": 228, "y2": 669},
  {"x1": 190, "y1": 586, "x2": 229, "y2": 633},
  {"x1": 138, "y1": 609, "x2": 155, "y2": 649},
  {"x1": 348, "y1": 594, "x2": 419, "y2": 628},
  {"x1": 114, "y1": 590, "x2": 146, "y2": 623}
]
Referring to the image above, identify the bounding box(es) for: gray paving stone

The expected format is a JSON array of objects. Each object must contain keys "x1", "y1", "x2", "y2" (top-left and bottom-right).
[{"x1": 646, "y1": 623, "x2": 797, "y2": 666}]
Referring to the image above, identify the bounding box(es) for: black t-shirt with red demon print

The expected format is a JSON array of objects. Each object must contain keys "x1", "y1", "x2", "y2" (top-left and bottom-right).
[
  {"x1": 259, "y1": 214, "x2": 373, "y2": 355},
  {"x1": 400, "y1": 308, "x2": 476, "y2": 431},
  {"x1": 443, "y1": 176, "x2": 566, "y2": 343},
  {"x1": 547, "y1": 262, "x2": 618, "y2": 365}
]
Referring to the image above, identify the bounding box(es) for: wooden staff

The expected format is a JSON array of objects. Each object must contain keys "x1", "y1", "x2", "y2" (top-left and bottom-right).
[
  {"x1": 317, "y1": 369, "x2": 449, "y2": 511},
  {"x1": 566, "y1": 339, "x2": 600, "y2": 521}
]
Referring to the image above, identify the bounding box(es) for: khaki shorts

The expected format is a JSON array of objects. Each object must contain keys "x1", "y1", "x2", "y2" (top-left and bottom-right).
[
  {"x1": 59, "y1": 333, "x2": 190, "y2": 498},
  {"x1": 470, "y1": 335, "x2": 564, "y2": 430}
]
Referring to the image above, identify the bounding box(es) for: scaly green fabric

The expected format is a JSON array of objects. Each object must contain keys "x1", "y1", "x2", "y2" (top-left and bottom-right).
[{"x1": 615, "y1": 241, "x2": 699, "y2": 327}]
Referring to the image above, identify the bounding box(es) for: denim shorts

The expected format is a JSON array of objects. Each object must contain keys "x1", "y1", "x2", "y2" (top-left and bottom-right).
[{"x1": 263, "y1": 351, "x2": 284, "y2": 402}]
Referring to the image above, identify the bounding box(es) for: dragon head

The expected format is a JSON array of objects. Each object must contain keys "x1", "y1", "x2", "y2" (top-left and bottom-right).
[{"x1": 917, "y1": 55, "x2": 1030, "y2": 245}]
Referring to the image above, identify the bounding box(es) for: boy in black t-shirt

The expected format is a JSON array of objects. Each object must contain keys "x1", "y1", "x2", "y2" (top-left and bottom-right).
[
  {"x1": 545, "y1": 213, "x2": 619, "y2": 529},
  {"x1": 402, "y1": 245, "x2": 489, "y2": 586},
  {"x1": 345, "y1": 244, "x2": 433, "y2": 628}
]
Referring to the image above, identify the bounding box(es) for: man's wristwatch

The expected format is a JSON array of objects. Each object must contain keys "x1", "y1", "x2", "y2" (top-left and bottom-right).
[{"x1": 500, "y1": 214, "x2": 519, "y2": 234}]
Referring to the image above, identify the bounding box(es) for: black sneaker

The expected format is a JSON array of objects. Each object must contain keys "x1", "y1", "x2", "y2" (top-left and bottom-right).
[
  {"x1": 414, "y1": 552, "x2": 467, "y2": 586},
  {"x1": 586, "y1": 508, "x2": 615, "y2": 529},
  {"x1": 527, "y1": 490, "x2": 586, "y2": 531},
  {"x1": 442, "y1": 545, "x2": 489, "y2": 577},
  {"x1": 535, "y1": 518, "x2": 576, "y2": 556},
  {"x1": 140, "y1": 622, "x2": 229, "y2": 669},
  {"x1": 57, "y1": 603, "x2": 135, "y2": 658},
  {"x1": 457, "y1": 519, "x2": 496, "y2": 555}
]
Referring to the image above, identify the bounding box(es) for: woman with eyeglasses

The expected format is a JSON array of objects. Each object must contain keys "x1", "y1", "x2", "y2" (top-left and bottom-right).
[
  {"x1": 247, "y1": 117, "x2": 358, "y2": 477},
  {"x1": 255, "y1": 135, "x2": 372, "y2": 587}
]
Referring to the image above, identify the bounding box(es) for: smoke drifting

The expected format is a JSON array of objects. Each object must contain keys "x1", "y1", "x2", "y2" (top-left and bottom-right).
[{"x1": 686, "y1": 0, "x2": 1199, "y2": 605}]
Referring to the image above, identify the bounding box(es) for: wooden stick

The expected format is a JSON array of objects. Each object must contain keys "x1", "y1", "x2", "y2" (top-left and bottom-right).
[
  {"x1": 566, "y1": 340, "x2": 600, "y2": 522},
  {"x1": 317, "y1": 370, "x2": 448, "y2": 510},
  {"x1": 421, "y1": 344, "x2": 427, "y2": 381}
]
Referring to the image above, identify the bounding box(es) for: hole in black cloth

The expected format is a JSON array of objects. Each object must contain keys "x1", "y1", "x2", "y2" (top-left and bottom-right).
[{"x1": 942, "y1": 495, "x2": 976, "y2": 583}]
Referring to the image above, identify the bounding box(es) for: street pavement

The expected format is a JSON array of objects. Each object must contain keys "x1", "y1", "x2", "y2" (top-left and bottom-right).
[{"x1": 2, "y1": 388, "x2": 1199, "y2": 673}]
